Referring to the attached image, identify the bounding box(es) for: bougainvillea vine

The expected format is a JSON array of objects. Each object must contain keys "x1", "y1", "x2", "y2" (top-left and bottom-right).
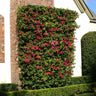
[{"x1": 17, "y1": 5, "x2": 78, "y2": 90}]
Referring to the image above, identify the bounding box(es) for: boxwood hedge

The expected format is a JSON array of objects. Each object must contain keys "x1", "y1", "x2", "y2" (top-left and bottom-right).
[
  {"x1": 5, "y1": 82, "x2": 96, "y2": 96},
  {"x1": 81, "y1": 32, "x2": 96, "y2": 76}
]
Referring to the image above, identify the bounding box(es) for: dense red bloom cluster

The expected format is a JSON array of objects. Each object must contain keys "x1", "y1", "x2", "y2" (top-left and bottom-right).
[{"x1": 17, "y1": 5, "x2": 78, "y2": 89}]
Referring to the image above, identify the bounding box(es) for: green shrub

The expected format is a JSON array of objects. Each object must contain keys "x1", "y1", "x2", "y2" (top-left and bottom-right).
[
  {"x1": 69, "y1": 76, "x2": 96, "y2": 85},
  {"x1": 17, "y1": 5, "x2": 78, "y2": 90},
  {"x1": 77, "y1": 92, "x2": 96, "y2": 96},
  {"x1": 81, "y1": 32, "x2": 96, "y2": 76},
  {"x1": 0, "y1": 83, "x2": 18, "y2": 92},
  {"x1": 6, "y1": 82, "x2": 96, "y2": 96}
]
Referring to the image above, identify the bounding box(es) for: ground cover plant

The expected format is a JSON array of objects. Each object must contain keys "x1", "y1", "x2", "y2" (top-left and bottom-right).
[{"x1": 17, "y1": 5, "x2": 78, "y2": 90}]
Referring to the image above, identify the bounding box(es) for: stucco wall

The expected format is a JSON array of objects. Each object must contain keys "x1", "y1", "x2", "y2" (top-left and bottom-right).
[{"x1": 0, "y1": 0, "x2": 11, "y2": 83}]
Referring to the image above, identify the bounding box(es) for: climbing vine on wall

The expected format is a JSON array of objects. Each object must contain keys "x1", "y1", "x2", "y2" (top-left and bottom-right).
[{"x1": 17, "y1": 5, "x2": 78, "y2": 90}]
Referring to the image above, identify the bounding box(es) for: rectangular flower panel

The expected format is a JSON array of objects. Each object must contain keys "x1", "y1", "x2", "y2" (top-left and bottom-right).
[{"x1": 17, "y1": 5, "x2": 78, "y2": 90}]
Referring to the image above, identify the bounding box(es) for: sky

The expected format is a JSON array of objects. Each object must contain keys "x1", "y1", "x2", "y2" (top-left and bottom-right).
[{"x1": 84, "y1": 0, "x2": 96, "y2": 14}]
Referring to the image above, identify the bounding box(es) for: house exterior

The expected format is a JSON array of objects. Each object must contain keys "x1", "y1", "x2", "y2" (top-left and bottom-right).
[{"x1": 0, "y1": 0, "x2": 96, "y2": 84}]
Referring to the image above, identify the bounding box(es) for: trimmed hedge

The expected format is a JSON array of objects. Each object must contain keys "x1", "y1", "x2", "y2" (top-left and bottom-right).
[
  {"x1": 5, "y1": 82, "x2": 96, "y2": 96},
  {"x1": 0, "y1": 83, "x2": 18, "y2": 92},
  {"x1": 81, "y1": 32, "x2": 96, "y2": 76},
  {"x1": 17, "y1": 5, "x2": 78, "y2": 89},
  {"x1": 69, "y1": 76, "x2": 96, "y2": 85},
  {"x1": 77, "y1": 92, "x2": 96, "y2": 96}
]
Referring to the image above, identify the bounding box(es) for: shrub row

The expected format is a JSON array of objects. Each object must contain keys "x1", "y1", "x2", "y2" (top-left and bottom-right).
[
  {"x1": 77, "y1": 92, "x2": 96, "y2": 96},
  {"x1": 69, "y1": 76, "x2": 96, "y2": 85},
  {"x1": 0, "y1": 83, "x2": 18, "y2": 92},
  {"x1": 4, "y1": 82, "x2": 96, "y2": 96}
]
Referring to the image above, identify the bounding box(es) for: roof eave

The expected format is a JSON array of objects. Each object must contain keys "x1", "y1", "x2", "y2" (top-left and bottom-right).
[{"x1": 74, "y1": 0, "x2": 95, "y2": 20}]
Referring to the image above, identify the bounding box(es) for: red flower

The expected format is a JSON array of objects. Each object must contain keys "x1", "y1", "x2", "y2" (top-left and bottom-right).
[
  {"x1": 39, "y1": 48, "x2": 42, "y2": 51},
  {"x1": 60, "y1": 51, "x2": 63, "y2": 54},
  {"x1": 36, "y1": 25, "x2": 39, "y2": 28},
  {"x1": 48, "y1": 6, "x2": 51, "y2": 8},
  {"x1": 61, "y1": 21, "x2": 64, "y2": 24},
  {"x1": 20, "y1": 31, "x2": 23, "y2": 35},
  {"x1": 32, "y1": 54, "x2": 35, "y2": 56},
  {"x1": 67, "y1": 72, "x2": 70, "y2": 75},
  {"x1": 59, "y1": 73, "x2": 64, "y2": 78},
  {"x1": 67, "y1": 42, "x2": 71, "y2": 46},
  {"x1": 62, "y1": 40, "x2": 67, "y2": 43},
  {"x1": 38, "y1": 56, "x2": 41, "y2": 59},
  {"x1": 25, "y1": 15, "x2": 28, "y2": 18},
  {"x1": 36, "y1": 46, "x2": 39, "y2": 50},
  {"x1": 45, "y1": 72, "x2": 52, "y2": 75},
  {"x1": 63, "y1": 62, "x2": 67, "y2": 65},
  {"x1": 37, "y1": 13, "x2": 39, "y2": 15},
  {"x1": 28, "y1": 51, "x2": 31, "y2": 54},
  {"x1": 27, "y1": 66, "x2": 29, "y2": 68},
  {"x1": 52, "y1": 13, "x2": 55, "y2": 15},
  {"x1": 41, "y1": 24, "x2": 45, "y2": 27},
  {"x1": 65, "y1": 46, "x2": 68, "y2": 50},
  {"x1": 37, "y1": 36, "x2": 42, "y2": 39},
  {"x1": 51, "y1": 46, "x2": 55, "y2": 49},
  {"x1": 51, "y1": 65, "x2": 55, "y2": 70},
  {"x1": 68, "y1": 63, "x2": 71, "y2": 66},
  {"x1": 31, "y1": 46, "x2": 35, "y2": 50},
  {"x1": 24, "y1": 58, "x2": 30, "y2": 63},
  {"x1": 43, "y1": 43, "x2": 49, "y2": 46},
  {"x1": 35, "y1": 65, "x2": 39, "y2": 68},
  {"x1": 58, "y1": 16, "x2": 62, "y2": 19},
  {"x1": 55, "y1": 41, "x2": 59, "y2": 45},
  {"x1": 56, "y1": 59, "x2": 59, "y2": 61},
  {"x1": 63, "y1": 18, "x2": 66, "y2": 20},
  {"x1": 40, "y1": 66, "x2": 43, "y2": 69},
  {"x1": 43, "y1": 33, "x2": 49, "y2": 36},
  {"x1": 50, "y1": 41, "x2": 54, "y2": 45},
  {"x1": 25, "y1": 21, "x2": 27, "y2": 23},
  {"x1": 37, "y1": 21, "x2": 40, "y2": 24}
]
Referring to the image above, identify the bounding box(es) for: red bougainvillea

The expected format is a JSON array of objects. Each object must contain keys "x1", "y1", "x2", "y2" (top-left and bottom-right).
[{"x1": 17, "y1": 5, "x2": 78, "y2": 90}]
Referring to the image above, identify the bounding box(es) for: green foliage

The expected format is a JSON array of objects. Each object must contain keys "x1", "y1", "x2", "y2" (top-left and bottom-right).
[
  {"x1": 6, "y1": 82, "x2": 96, "y2": 96},
  {"x1": 0, "y1": 83, "x2": 18, "y2": 92},
  {"x1": 81, "y1": 32, "x2": 96, "y2": 76},
  {"x1": 76, "y1": 92, "x2": 96, "y2": 96},
  {"x1": 69, "y1": 76, "x2": 96, "y2": 85},
  {"x1": 17, "y1": 5, "x2": 78, "y2": 90}
]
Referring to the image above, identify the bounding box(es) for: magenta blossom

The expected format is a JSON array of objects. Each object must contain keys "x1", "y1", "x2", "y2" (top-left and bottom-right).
[
  {"x1": 45, "y1": 72, "x2": 52, "y2": 75},
  {"x1": 36, "y1": 46, "x2": 39, "y2": 50},
  {"x1": 50, "y1": 41, "x2": 54, "y2": 45},
  {"x1": 35, "y1": 65, "x2": 39, "y2": 68},
  {"x1": 55, "y1": 41, "x2": 59, "y2": 45},
  {"x1": 25, "y1": 58, "x2": 30, "y2": 63},
  {"x1": 63, "y1": 62, "x2": 67, "y2": 65},
  {"x1": 56, "y1": 59, "x2": 59, "y2": 61},
  {"x1": 31, "y1": 46, "x2": 35, "y2": 50},
  {"x1": 59, "y1": 73, "x2": 64, "y2": 78},
  {"x1": 60, "y1": 51, "x2": 63, "y2": 54},
  {"x1": 65, "y1": 46, "x2": 68, "y2": 50}
]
